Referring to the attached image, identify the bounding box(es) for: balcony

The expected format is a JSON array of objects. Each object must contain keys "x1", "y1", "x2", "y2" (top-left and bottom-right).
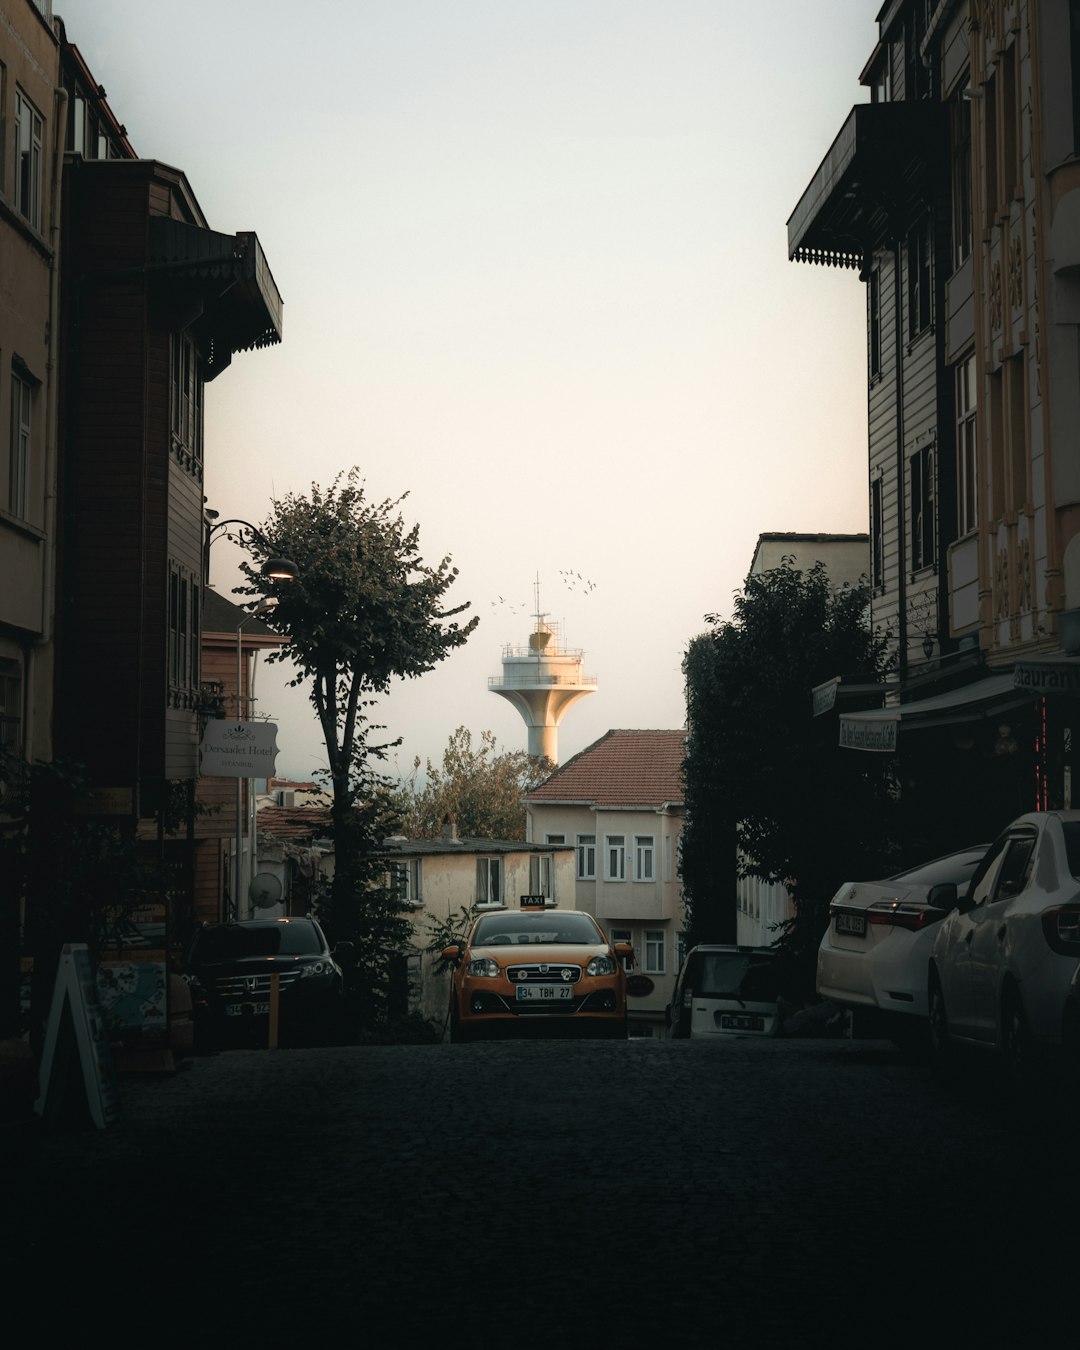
[{"x1": 788, "y1": 102, "x2": 947, "y2": 269}]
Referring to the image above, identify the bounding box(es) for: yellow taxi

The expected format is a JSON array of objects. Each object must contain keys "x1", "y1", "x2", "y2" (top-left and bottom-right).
[{"x1": 443, "y1": 901, "x2": 632, "y2": 1042}]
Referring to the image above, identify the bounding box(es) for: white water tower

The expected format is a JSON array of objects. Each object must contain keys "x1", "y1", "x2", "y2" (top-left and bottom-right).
[{"x1": 489, "y1": 596, "x2": 596, "y2": 764}]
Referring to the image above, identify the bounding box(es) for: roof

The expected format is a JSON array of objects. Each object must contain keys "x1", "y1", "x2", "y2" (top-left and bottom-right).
[
  {"x1": 203, "y1": 587, "x2": 284, "y2": 646},
  {"x1": 257, "y1": 805, "x2": 332, "y2": 842},
  {"x1": 526, "y1": 729, "x2": 686, "y2": 809},
  {"x1": 376, "y1": 837, "x2": 571, "y2": 858}
]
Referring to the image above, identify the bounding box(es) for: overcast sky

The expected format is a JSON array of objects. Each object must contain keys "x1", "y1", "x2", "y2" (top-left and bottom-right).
[{"x1": 57, "y1": 0, "x2": 879, "y2": 780}]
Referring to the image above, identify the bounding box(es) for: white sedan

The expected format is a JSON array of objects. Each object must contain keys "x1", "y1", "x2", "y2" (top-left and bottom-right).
[
  {"x1": 928, "y1": 811, "x2": 1080, "y2": 1078},
  {"x1": 816, "y1": 845, "x2": 989, "y2": 1040}
]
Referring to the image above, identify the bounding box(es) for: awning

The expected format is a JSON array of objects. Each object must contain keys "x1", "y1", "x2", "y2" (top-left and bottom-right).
[
  {"x1": 839, "y1": 673, "x2": 1030, "y2": 753},
  {"x1": 787, "y1": 102, "x2": 947, "y2": 268},
  {"x1": 148, "y1": 218, "x2": 283, "y2": 378}
]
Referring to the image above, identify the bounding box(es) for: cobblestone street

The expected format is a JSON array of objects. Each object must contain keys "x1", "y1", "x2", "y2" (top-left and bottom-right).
[{"x1": 9, "y1": 1036, "x2": 1077, "y2": 1345}]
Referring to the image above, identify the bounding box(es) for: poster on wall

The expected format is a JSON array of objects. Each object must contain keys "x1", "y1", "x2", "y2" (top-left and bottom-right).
[{"x1": 35, "y1": 943, "x2": 120, "y2": 1129}]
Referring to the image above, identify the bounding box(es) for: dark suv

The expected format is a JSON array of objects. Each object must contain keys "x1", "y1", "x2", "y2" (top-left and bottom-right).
[{"x1": 187, "y1": 917, "x2": 345, "y2": 1049}]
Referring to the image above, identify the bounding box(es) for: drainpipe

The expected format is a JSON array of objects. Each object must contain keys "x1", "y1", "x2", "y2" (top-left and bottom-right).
[
  {"x1": 894, "y1": 238, "x2": 908, "y2": 682},
  {"x1": 27, "y1": 83, "x2": 68, "y2": 763}
]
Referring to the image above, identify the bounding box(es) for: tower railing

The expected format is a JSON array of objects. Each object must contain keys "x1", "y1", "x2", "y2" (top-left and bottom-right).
[{"x1": 488, "y1": 673, "x2": 598, "y2": 689}]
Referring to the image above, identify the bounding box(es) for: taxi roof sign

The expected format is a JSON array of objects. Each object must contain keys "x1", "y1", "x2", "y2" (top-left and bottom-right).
[{"x1": 519, "y1": 894, "x2": 554, "y2": 909}]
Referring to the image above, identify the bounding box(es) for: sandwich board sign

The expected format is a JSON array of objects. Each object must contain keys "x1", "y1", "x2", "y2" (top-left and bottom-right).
[{"x1": 35, "y1": 944, "x2": 120, "y2": 1129}]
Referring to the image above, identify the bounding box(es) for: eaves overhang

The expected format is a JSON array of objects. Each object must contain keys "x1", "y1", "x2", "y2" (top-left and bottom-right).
[
  {"x1": 148, "y1": 218, "x2": 283, "y2": 379},
  {"x1": 787, "y1": 101, "x2": 947, "y2": 269}
]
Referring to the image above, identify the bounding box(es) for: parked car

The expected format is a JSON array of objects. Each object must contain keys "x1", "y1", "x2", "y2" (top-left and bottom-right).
[
  {"x1": 442, "y1": 904, "x2": 632, "y2": 1042},
  {"x1": 186, "y1": 917, "x2": 346, "y2": 1049},
  {"x1": 668, "y1": 945, "x2": 782, "y2": 1039},
  {"x1": 927, "y1": 811, "x2": 1080, "y2": 1079},
  {"x1": 817, "y1": 844, "x2": 989, "y2": 1043}
]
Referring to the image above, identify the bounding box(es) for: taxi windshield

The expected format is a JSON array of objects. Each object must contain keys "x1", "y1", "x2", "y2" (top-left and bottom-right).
[{"x1": 473, "y1": 913, "x2": 601, "y2": 947}]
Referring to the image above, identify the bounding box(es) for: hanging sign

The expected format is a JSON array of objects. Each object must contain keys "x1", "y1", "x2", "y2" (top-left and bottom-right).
[{"x1": 200, "y1": 720, "x2": 279, "y2": 777}]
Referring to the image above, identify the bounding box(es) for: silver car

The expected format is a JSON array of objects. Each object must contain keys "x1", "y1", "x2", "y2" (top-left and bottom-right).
[{"x1": 928, "y1": 811, "x2": 1080, "y2": 1079}]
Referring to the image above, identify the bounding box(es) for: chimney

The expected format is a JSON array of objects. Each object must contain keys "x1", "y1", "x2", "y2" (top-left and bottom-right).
[{"x1": 441, "y1": 812, "x2": 459, "y2": 842}]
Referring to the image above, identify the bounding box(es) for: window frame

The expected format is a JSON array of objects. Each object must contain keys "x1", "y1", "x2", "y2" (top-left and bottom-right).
[
  {"x1": 475, "y1": 856, "x2": 503, "y2": 908},
  {"x1": 955, "y1": 353, "x2": 977, "y2": 537},
  {"x1": 576, "y1": 834, "x2": 596, "y2": 881},
  {"x1": 529, "y1": 853, "x2": 554, "y2": 900},
  {"x1": 9, "y1": 370, "x2": 32, "y2": 520},
  {"x1": 634, "y1": 834, "x2": 655, "y2": 883},
  {"x1": 644, "y1": 929, "x2": 665, "y2": 974},
  {"x1": 909, "y1": 443, "x2": 936, "y2": 573},
  {"x1": 906, "y1": 215, "x2": 933, "y2": 342},
  {"x1": 15, "y1": 86, "x2": 43, "y2": 231},
  {"x1": 604, "y1": 834, "x2": 626, "y2": 882}
]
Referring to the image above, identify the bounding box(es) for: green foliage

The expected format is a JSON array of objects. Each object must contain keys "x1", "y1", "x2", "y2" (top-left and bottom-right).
[
  {"x1": 422, "y1": 904, "x2": 477, "y2": 975},
  {"x1": 682, "y1": 559, "x2": 897, "y2": 995},
  {"x1": 237, "y1": 470, "x2": 478, "y2": 1025},
  {"x1": 392, "y1": 727, "x2": 553, "y2": 841}
]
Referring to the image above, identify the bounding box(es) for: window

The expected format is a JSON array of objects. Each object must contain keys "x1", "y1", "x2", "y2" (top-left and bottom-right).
[
  {"x1": 544, "y1": 834, "x2": 565, "y2": 845},
  {"x1": 951, "y1": 93, "x2": 972, "y2": 270},
  {"x1": 391, "y1": 858, "x2": 422, "y2": 907},
  {"x1": 644, "y1": 930, "x2": 665, "y2": 974},
  {"x1": 476, "y1": 857, "x2": 502, "y2": 907},
  {"x1": 956, "y1": 354, "x2": 977, "y2": 536},
  {"x1": 9, "y1": 371, "x2": 32, "y2": 519},
  {"x1": 529, "y1": 853, "x2": 553, "y2": 899},
  {"x1": 868, "y1": 267, "x2": 882, "y2": 380},
  {"x1": 634, "y1": 835, "x2": 654, "y2": 882},
  {"x1": 871, "y1": 477, "x2": 884, "y2": 590},
  {"x1": 168, "y1": 563, "x2": 200, "y2": 701},
  {"x1": 604, "y1": 835, "x2": 626, "y2": 881},
  {"x1": 909, "y1": 445, "x2": 936, "y2": 572},
  {"x1": 906, "y1": 216, "x2": 932, "y2": 340},
  {"x1": 576, "y1": 834, "x2": 596, "y2": 880},
  {"x1": 170, "y1": 332, "x2": 204, "y2": 475},
  {"x1": 675, "y1": 930, "x2": 687, "y2": 975},
  {"x1": 0, "y1": 659, "x2": 21, "y2": 753},
  {"x1": 15, "y1": 88, "x2": 43, "y2": 231}
]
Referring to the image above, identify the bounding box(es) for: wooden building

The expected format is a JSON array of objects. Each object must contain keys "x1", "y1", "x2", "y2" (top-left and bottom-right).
[{"x1": 789, "y1": 0, "x2": 1080, "y2": 850}]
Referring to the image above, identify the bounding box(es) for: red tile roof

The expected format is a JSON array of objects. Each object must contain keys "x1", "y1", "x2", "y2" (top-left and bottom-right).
[
  {"x1": 526, "y1": 729, "x2": 686, "y2": 808},
  {"x1": 257, "y1": 805, "x2": 332, "y2": 842}
]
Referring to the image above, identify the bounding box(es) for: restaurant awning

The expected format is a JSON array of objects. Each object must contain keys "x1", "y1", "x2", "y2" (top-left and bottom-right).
[{"x1": 838, "y1": 673, "x2": 1030, "y2": 753}]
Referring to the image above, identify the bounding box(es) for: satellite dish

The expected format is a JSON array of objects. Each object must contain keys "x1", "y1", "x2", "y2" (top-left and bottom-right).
[{"x1": 249, "y1": 872, "x2": 283, "y2": 908}]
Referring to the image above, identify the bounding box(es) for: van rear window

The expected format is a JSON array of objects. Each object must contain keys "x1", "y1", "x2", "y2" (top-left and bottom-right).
[{"x1": 697, "y1": 951, "x2": 779, "y2": 1002}]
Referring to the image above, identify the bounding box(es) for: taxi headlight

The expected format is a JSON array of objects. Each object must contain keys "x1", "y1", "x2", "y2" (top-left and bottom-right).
[
  {"x1": 467, "y1": 957, "x2": 500, "y2": 978},
  {"x1": 300, "y1": 960, "x2": 332, "y2": 978},
  {"x1": 586, "y1": 955, "x2": 617, "y2": 977}
]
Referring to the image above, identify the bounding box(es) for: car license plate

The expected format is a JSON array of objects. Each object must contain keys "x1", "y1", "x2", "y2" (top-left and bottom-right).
[
  {"x1": 516, "y1": 985, "x2": 573, "y2": 1002},
  {"x1": 720, "y1": 1013, "x2": 764, "y2": 1031},
  {"x1": 225, "y1": 1001, "x2": 270, "y2": 1016},
  {"x1": 835, "y1": 912, "x2": 867, "y2": 937}
]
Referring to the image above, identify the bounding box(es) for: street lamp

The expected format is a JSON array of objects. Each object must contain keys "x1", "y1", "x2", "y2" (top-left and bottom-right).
[{"x1": 203, "y1": 511, "x2": 298, "y2": 585}]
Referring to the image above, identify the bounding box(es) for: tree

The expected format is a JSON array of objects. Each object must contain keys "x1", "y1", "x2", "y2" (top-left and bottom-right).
[
  {"x1": 393, "y1": 727, "x2": 553, "y2": 840},
  {"x1": 238, "y1": 471, "x2": 478, "y2": 1012},
  {"x1": 681, "y1": 559, "x2": 896, "y2": 997}
]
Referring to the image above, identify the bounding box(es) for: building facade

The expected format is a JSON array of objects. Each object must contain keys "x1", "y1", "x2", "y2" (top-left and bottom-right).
[{"x1": 789, "y1": 0, "x2": 1080, "y2": 851}]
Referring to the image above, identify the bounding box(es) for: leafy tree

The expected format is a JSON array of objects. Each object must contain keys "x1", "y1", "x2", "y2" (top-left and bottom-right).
[
  {"x1": 681, "y1": 559, "x2": 896, "y2": 998},
  {"x1": 393, "y1": 726, "x2": 553, "y2": 840},
  {"x1": 237, "y1": 470, "x2": 478, "y2": 1015}
]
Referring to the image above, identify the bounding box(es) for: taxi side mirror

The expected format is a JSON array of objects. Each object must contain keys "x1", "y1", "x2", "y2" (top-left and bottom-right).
[
  {"x1": 441, "y1": 944, "x2": 462, "y2": 964},
  {"x1": 613, "y1": 941, "x2": 634, "y2": 967}
]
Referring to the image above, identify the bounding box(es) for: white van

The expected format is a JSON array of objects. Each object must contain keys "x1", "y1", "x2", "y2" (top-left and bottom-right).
[{"x1": 667, "y1": 944, "x2": 782, "y2": 1039}]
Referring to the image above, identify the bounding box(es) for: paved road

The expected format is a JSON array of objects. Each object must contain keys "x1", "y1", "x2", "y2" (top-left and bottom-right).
[{"x1": 9, "y1": 1035, "x2": 1077, "y2": 1344}]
